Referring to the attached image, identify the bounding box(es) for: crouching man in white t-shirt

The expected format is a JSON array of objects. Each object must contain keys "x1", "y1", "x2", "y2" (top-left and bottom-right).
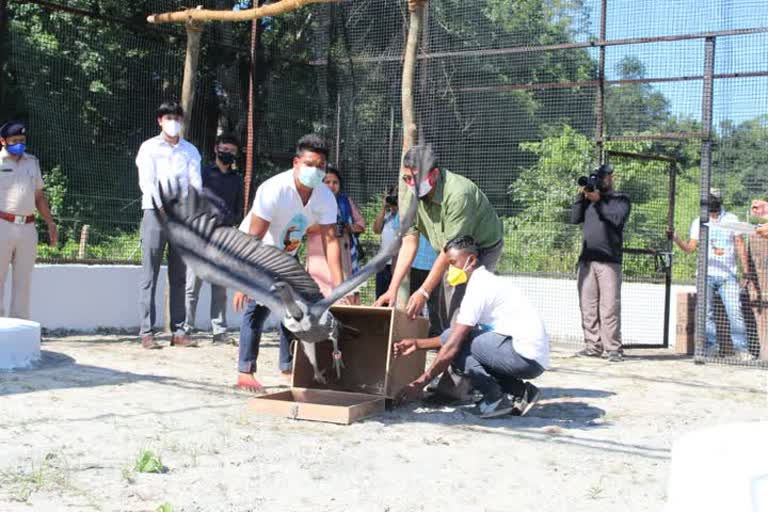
[{"x1": 393, "y1": 235, "x2": 550, "y2": 419}]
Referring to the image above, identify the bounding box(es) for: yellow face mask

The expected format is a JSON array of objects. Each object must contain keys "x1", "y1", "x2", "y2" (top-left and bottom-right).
[{"x1": 446, "y1": 258, "x2": 472, "y2": 286}]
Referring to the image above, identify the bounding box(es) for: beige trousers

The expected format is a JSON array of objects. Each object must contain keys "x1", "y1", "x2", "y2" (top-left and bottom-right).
[
  {"x1": 0, "y1": 221, "x2": 38, "y2": 319},
  {"x1": 577, "y1": 260, "x2": 623, "y2": 352}
]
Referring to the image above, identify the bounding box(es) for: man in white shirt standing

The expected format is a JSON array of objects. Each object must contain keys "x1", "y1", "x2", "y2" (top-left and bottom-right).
[
  {"x1": 135, "y1": 101, "x2": 202, "y2": 349},
  {"x1": 393, "y1": 236, "x2": 550, "y2": 419},
  {"x1": 233, "y1": 134, "x2": 346, "y2": 392},
  {"x1": 672, "y1": 189, "x2": 753, "y2": 360}
]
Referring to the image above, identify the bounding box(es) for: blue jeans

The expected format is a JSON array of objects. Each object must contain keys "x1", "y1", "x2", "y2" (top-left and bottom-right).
[
  {"x1": 440, "y1": 328, "x2": 544, "y2": 399},
  {"x1": 238, "y1": 300, "x2": 293, "y2": 373},
  {"x1": 706, "y1": 274, "x2": 747, "y2": 352}
]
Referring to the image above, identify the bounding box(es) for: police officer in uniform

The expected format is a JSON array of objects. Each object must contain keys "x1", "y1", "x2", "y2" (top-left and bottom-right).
[{"x1": 0, "y1": 121, "x2": 58, "y2": 319}]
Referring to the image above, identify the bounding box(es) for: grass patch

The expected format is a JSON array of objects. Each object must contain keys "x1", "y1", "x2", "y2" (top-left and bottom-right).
[
  {"x1": 0, "y1": 452, "x2": 74, "y2": 503},
  {"x1": 134, "y1": 450, "x2": 168, "y2": 474}
]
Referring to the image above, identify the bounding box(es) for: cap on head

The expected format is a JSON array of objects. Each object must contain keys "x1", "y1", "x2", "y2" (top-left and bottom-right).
[
  {"x1": 595, "y1": 163, "x2": 613, "y2": 177},
  {"x1": 0, "y1": 121, "x2": 26, "y2": 139},
  {"x1": 708, "y1": 188, "x2": 723, "y2": 213}
]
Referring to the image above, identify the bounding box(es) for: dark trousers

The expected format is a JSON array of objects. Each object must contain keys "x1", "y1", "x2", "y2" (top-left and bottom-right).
[
  {"x1": 138, "y1": 210, "x2": 186, "y2": 336},
  {"x1": 375, "y1": 264, "x2": 392, "y2": 298},
  {"x1": 440, "y1": 328, "x2": 544, "y2": 399},
  {"x1": 238, "y1": 300, "x2": 293, "y2": 373},
  {"x1": 410, "y1": 268, "x2": 443, "y2": 337}
]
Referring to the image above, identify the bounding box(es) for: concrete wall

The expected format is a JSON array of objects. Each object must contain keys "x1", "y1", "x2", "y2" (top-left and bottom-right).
[
  {"x1": 3, "y1": 265, "x2": 695, "y2": 345},
  {"x1": 2, "y1": 265, "x2": 245, "y2": 333}
]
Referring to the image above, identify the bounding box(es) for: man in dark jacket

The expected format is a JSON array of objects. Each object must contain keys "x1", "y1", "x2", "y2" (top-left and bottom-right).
[
  {"x1": 570, "y1": 164, "x2": 631, "y2": 362},
  {"x1": 184, "y1": 134, "x2": 243, "y2": 343}
]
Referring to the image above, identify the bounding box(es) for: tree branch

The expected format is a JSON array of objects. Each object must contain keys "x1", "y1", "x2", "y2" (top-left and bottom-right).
[{"x1": 147, "y1": 0, "x2": 340, "y2": 24}]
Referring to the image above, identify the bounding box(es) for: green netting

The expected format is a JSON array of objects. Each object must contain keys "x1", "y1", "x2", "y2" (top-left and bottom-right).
[{"x1": 1, "y1": 1, "x2": 767, "y2": 354}]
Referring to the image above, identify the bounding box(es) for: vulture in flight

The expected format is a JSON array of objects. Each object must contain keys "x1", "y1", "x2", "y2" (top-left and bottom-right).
[{"x1": 153, "y1": 146, "x2": 430, "y2": 383}]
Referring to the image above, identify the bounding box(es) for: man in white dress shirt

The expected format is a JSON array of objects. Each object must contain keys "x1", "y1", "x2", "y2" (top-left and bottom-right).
[{"x1": 135, "y1": 101, "x2": 202, "y2": 349}]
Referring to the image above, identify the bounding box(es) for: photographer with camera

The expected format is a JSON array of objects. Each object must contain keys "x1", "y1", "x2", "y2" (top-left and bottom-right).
[{"x1": 570, "y1": 164, "x2": 631, "y2": 362}]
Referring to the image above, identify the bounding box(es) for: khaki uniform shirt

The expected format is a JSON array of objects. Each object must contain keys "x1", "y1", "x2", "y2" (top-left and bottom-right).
[
  {"x1": 0, "y1": 148, "x2": 43, "y2": 216},
  {"x1": 407, "y1": 169, "x2": 503, "y2": 253}
]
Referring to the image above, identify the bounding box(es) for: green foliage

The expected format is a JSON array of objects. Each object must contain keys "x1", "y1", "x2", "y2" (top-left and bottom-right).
[
  {"x1": 156, "y1": 503, "x2": 174, "y2": 512},
  {"x1": 506, "y1": 124, "x2": 704, "y2": 279},
  {"x1": 38, "y1": 229, "x2": 140, "y2": 262},
  {"x1": 134, "y1": 450, "x2": 166, "y2": 474}
]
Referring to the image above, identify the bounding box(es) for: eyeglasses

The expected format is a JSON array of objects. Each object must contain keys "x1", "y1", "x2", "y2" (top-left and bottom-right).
[{"x1": 401, "y1": 174, "x2": 415, "y2": 185}]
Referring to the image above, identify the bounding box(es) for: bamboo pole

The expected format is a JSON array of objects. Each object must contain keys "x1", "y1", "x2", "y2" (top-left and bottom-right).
[
  {"x1": 243, "y1": 17, "x2": 259, "y2": 215},
  {"x1": 396, "y1": 0, "x2": 426, "y2": 309},
  {"x1": 77, "y1": 225, "x2": 90, "y2": 259},
  {"x1": 180, "y1": 17, "x2": 204, "y2": 138},
  {"x1": 147, "y1": 0, "x2": 339, "y2": 24}
]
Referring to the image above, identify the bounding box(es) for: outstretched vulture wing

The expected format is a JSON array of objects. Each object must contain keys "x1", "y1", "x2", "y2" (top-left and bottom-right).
[{"x1": 154, "y1": 184, "x2": 323, "y2": 316}]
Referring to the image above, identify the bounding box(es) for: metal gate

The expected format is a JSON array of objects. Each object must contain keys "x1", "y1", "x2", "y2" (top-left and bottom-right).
[{"x1": 607, "y1": 150, "x2": 678, "y2": 349}]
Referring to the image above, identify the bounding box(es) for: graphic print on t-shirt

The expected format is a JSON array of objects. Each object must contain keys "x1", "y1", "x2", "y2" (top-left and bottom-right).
[{"x1": 281, "y1": 213, "x2": 309, "y2": 255}]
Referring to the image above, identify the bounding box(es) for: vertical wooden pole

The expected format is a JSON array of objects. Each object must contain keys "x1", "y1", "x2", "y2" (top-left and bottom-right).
[
  {"x1": 180, "y1": 18, "x2": 204, "y2": 138},
  {"x1": 243, "y1": 17, "x2": 258, "y2": 215},
  {"x1": 397, "y1": 0, "x2": 426, "y2": 308}
]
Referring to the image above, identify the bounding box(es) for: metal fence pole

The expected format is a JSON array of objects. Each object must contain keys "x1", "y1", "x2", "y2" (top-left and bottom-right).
[
  {"x1": 595, "y1": 0, "x2": 607, "y2": 164},
  {"x1": 694, "y1": 36, "x2": 716, "y2": 362}
]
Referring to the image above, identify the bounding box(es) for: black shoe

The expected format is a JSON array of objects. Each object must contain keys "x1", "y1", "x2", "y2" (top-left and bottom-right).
[
  {"x1": 471, "y1": 394, "x2": 515, "y2": 419},
  {"x1": 512, "y1": 383, "x2": 541, "y2": 417},
  {"x1": 606, "y1": 351, "x2": 623, "y2": 362},
  {"x1": 574, "y1": 348, "x2": 603, "y2": 358}
]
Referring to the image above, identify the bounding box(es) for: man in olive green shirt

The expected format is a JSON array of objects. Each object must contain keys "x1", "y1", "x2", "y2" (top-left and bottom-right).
[{"x1": 374, "y1": 144, "x2": 503, "y2": 331}]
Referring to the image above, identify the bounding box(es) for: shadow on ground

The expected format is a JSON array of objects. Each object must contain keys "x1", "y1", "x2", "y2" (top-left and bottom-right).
[{"x1": 0, "y1": 350, "x2": 282, "y2": 398}]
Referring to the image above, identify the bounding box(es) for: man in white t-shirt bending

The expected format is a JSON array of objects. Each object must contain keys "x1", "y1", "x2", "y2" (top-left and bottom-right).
[
  {"x1": 233, "y1": 134, "x2": 346, "y2": 391},
  {"x1": 393, "y1": 236, "x2": 549, "y2": 419}
]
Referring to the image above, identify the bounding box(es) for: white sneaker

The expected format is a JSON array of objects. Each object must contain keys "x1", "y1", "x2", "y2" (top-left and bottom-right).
[{"x1": 735, "y1": 351, "x2": 756, "y2": 362}]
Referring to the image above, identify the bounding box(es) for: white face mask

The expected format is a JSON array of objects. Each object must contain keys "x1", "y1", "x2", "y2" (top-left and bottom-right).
[
  {"x1": 417, "y1": 178, "x2": 433, "y2": 198},
  {"x1": 162, "y1": 119, "x2": 181, "y2": 138},
  {"x1": 298, "y1": 165, "x2": 325, "y2": 189}
]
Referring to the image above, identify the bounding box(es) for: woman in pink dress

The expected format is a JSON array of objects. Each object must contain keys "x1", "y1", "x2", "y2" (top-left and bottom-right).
[{"x1": 305, "y1": 165, "x2": 366, "y2": 302}]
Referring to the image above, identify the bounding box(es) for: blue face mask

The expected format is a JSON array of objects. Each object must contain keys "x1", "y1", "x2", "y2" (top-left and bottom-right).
[
  {"x1": 298, "y1": 165, "x2": 325, "y2": 189},
  {"x1": 6, "y1": 143, "x2": 26, "y2": 156}
]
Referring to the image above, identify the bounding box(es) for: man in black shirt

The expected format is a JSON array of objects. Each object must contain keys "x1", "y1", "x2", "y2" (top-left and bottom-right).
[
  {"x1": 570, "y1": 164, "x2": 631, "y2": 362},
  {"x1": 184, "y1": 134, "x2": 243, "y2": 343}
]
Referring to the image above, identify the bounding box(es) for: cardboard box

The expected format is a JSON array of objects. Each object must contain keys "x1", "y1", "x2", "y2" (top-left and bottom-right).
[
  {"x1": 249, "y1": 305, "x2": 429, "y2": 424},
  {"x1": 676, "y1": 292, "x2": 696, "y2": 355},
  {"x1": 248, "y1": 388, "x2": 385, "y2": 425}
]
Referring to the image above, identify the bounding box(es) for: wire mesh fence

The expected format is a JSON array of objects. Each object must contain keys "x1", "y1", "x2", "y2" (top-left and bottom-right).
[{"x1": 0, "y1": 0, "x2": 767, "y2": 365}]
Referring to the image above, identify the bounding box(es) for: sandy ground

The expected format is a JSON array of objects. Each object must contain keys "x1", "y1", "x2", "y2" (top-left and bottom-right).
[{"x1": 0, "y1": 334, "x2": 766, "y2": 512}]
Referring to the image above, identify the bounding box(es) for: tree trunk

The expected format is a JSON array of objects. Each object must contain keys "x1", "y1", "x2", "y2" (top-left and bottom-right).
[
  {"x1": 180, "y1": 21, "x2": 204, "y2": 139},
  {"x1": 397, "y1": 0, "x2": 426, "y2": 309}
]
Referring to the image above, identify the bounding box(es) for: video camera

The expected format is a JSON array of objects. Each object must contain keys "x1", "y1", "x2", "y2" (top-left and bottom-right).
[{"x1": 577, "y1": 164, "x2": 612, "y2": 193}]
